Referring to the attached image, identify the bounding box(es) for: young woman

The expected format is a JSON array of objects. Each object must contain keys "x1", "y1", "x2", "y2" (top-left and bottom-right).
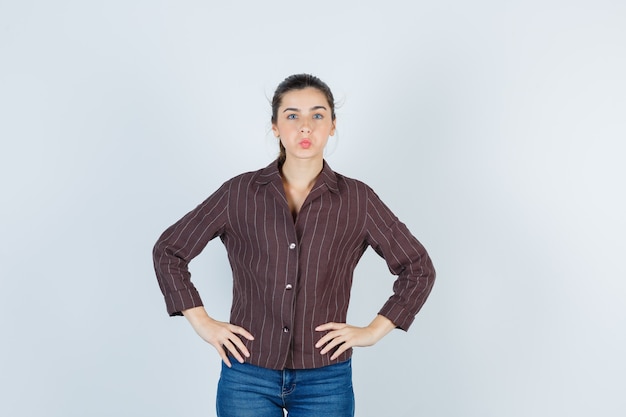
[{"x1": 153, "y1": 74, "x2": 436, "y2": 416}]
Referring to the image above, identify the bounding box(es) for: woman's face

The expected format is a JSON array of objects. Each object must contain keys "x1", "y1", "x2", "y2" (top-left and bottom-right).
[{"x1": 272, "y1": 87, "x2": 336, "y2": 163}]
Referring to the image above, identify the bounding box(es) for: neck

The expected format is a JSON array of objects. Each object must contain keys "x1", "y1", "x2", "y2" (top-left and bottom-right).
[{"x1": 281, "y1": 157, "x2": 324, "y2": 190}]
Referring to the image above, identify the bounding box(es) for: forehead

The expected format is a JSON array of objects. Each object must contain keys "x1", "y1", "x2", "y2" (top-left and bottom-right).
[{"x1": 279, "y1": 87, "x2": 331, "y2": 109}]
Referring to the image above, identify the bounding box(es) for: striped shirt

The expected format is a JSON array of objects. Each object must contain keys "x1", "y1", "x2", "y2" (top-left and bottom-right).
[{"x1": 153, "y1": 160, "x2": 435, "y2": 370}]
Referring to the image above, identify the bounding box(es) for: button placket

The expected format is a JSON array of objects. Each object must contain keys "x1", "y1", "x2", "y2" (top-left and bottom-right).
[{"x1": 283, "y1": 231, "x2": 298, "y2": 344}]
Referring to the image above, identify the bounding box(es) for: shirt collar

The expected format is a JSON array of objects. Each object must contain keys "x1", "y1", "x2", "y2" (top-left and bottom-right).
[{"x1": 256, "y1": 159, "x2": 340, "y2": 194}]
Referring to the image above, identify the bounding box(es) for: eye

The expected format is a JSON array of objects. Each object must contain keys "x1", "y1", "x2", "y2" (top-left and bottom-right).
[
  {"x1": 313, "y1": 113, "x2": 323, "y2": 119},
  {"x1": 287, "y1": 114, "x2": 297, "y2": 120}
]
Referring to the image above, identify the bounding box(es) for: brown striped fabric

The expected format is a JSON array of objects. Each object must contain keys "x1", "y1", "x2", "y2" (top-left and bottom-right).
[{"x1": 153, "y1": 160, "x2": 435, "y2": 370}]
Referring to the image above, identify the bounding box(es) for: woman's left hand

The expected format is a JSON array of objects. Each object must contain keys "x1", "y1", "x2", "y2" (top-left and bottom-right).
[{"x1": 315, "y1": 315, "x2": 396, "y2": 360}]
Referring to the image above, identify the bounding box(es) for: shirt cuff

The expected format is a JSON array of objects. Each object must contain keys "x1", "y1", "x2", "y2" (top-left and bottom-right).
[
  {"x1": 378, "y1": 302, "x2": 416, "y2": 331},
  {"x1": 164, "y1": 288, "x2": 204, "y2": 316}
]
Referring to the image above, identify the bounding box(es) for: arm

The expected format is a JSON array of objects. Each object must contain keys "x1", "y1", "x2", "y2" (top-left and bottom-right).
[
  {"x1": 364, "y1": 186, "x2": 436, "y2": 330},
  {"x1": 153, "y1": 182, "x2": 230, "y2": 316},
  {"x1": 154, "y1": 182, "x2": 255, "y2": 366},
  {"x1": 315, "y1": 186, "x2": 435, "y2": 358}
]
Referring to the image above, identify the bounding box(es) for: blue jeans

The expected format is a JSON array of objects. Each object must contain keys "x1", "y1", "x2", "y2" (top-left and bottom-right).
[{"x1": 216, "y1": 359, "x2": 355, "y2": 417}]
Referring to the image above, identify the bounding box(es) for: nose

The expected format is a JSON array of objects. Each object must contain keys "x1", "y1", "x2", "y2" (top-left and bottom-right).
[{"x1": 300, "y1": 120, "x2": 311, "y2": 134}]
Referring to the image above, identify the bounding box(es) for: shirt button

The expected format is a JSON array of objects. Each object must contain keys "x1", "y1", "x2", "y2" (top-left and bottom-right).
[
  {"x1": 283, "y1": 327, "x2": 290, "y2": 333},
  {"x1": 289, "y1": 243, "x2": 296, "y2": 249},
  {"x1": 285, "y1": 284, "x2": 293, "y2": 290}
]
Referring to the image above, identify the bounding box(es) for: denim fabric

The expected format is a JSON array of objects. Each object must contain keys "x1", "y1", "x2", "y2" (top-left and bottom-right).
[{"x1": 216, "y1": 359, "x2": 355, "y2": 417}]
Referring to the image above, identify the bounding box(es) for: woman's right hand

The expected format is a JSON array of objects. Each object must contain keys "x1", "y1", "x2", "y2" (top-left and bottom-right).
[{"x1": 182, "y1": 307, "x2": 254, "y2": 367}]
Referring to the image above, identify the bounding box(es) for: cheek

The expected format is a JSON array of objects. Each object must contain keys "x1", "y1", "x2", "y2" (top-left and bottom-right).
[{"x1": 322, "y1": 121, "x2": 336, "y2": 135}]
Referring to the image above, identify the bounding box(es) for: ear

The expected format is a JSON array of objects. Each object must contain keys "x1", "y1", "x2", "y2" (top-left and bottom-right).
[
  {"x1": 271, "y1": 124, "x2": 280, "y2": 138},
  {"x1": 330, "y1": 120, "x2": 336, "y2": 137}
]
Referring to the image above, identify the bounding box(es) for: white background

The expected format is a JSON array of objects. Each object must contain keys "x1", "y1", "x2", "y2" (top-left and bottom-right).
[{"x1": 1, "y1": 1, "x2": 625, "y2": 416}]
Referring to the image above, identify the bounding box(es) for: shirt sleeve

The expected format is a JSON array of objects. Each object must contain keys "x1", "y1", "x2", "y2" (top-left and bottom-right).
[
  {"x1": 152, "y1": 182, "x2": 230, "y2": 316},
  {"x1": 364, "y1": 186, "x2": 436, "y2": 330}
]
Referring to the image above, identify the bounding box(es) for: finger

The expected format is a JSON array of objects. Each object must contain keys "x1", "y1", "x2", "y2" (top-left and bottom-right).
[
  {"x1": 320, "y1": 341, "x2": 341, "y2": 355},
  {"x1": 315, "y1": 323, "x2": 348, "y2": 347},
  {"x1": 315, "y1": 333, "x2": 331, "y2": 348},
  {"x1": 231, "y1": 326, "x2": 255, "y2": 341},
  {"x1": 320, "y1": 334, "x2": 347, "y2": 355},
  {"x1": 229, "y1": 334, "x2": 251, "y2": 358},
  {"x1": 330, "y1": 342, "x2": 352, "y2": 360},
  {"x1": 315, "y1": 329, "x2": 342, "y2": 348},
  {"x1": 315, "y1": 322, "x2": 342, "y2": 332},
  {"x1": 216, "y1": 345, "x2": 232, "y2": 368},
  {"x1": 223, "y1": 339, "x2": 245, "y2": 364}
]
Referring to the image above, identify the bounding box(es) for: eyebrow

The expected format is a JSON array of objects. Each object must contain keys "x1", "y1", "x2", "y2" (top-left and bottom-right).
[{"x1": 282, "y1": 105, "x2": 328, "y2": 113}]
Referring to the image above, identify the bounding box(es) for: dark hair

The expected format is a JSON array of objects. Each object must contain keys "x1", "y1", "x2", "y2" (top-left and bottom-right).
[{"x1": 271, "y1": 74, "x2": 336, "y2": 164}]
